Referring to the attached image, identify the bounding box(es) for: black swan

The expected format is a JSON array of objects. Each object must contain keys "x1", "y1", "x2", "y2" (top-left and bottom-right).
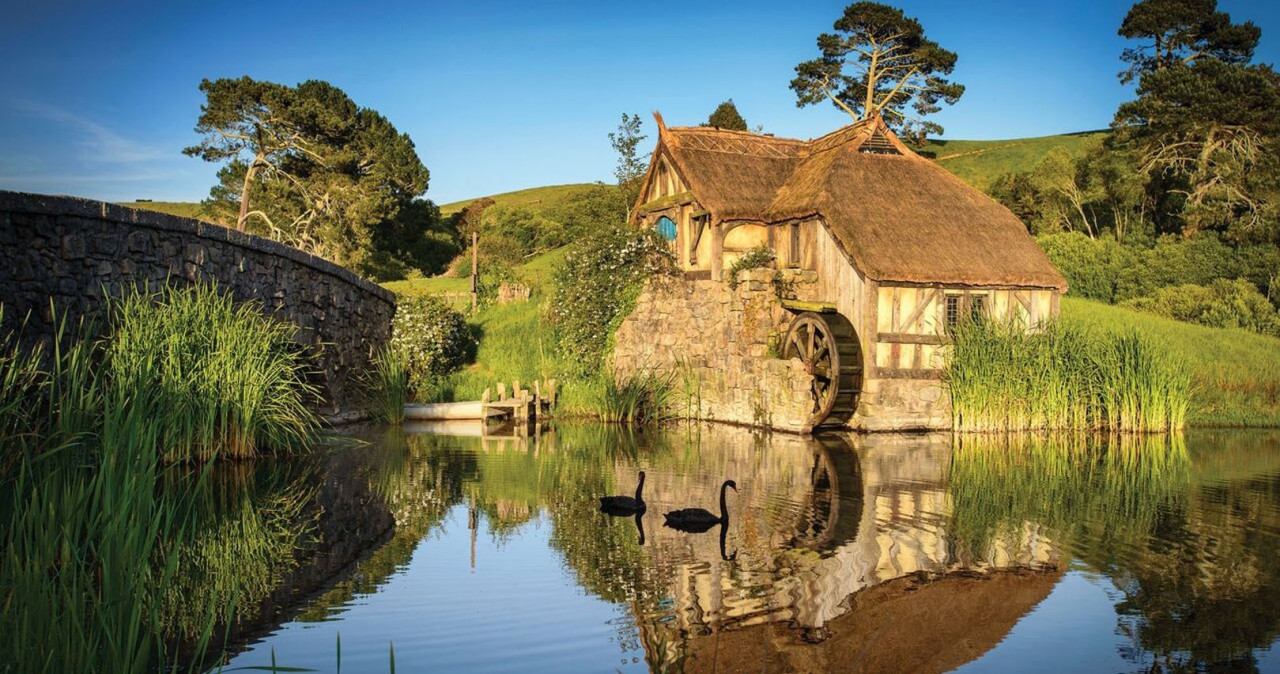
[
  {"x1": 664, "y1": 479, "x2": 737, "y2": 533},
  {"x1": 599, "y1": 471, "x2": 646, "y2": 515}
]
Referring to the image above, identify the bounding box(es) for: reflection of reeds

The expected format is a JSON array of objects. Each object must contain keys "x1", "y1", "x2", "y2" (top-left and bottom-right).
[
  {"x1": 945, "y1": 320, "x2": 1190, "y2": 432},
  {"x1": 947, "y1": 434, "x2": 1190, "y2": 560}
]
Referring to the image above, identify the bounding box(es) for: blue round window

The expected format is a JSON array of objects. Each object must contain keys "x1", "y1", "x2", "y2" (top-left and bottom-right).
[{"x1": 656, "y1": 216, "x2": 677, "y2": 241}]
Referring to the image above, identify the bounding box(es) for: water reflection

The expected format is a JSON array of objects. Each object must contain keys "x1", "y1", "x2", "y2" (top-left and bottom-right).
[{"x1": 211, "y1": 426, "x2": 1280, "y2": 674}]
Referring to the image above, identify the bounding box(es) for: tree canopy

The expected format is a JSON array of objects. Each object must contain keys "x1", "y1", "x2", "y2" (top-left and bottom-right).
[
  {"x1": 186, "y1": 76, "x2": 440, "y2": 279},
  {"x1": 704, "y1": 99, "x2": 748, "y2": 131},
  {"x1": 790, "y1": 1, "x2": 963, "y2": 138},
  {"x1": 608, "y1": 113, "x2": 648, "y2": 209},
  {"x1": 1118, "y1": 0, "x2": 1260, "y2": 83},
  {"x1": 1113, "y1": 0, "x2": 1278, "y2": 240}
]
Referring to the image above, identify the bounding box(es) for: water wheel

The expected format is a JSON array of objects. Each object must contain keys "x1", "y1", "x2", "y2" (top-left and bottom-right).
[{"x1": 781, "y1": 312, "x2": 863, "y2": 428}]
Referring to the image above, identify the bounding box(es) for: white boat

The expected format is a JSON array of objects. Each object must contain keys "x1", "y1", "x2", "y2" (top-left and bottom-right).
[{"x1": 403, "y1": 401, "x2": 506, "y2": 421}]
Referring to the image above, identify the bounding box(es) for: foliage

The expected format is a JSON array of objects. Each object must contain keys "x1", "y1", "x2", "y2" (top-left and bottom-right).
[
  {"x1": 608, "y1": 113, "x2": 649, "y2": 208},
  {"x1": 727, "y1": 247, "x2": 777, "y2": 289},
  {"x1": 0, "y1": 299, "x2": 318, "y2": 671},
  {"x1": 790, "y1": 1, "x2": 964, "y2": 138},
  {"x1": 547, "y1": 223, "x2": 675, "y2": 377},
  {"x1": 1037, "y1": 232, "x2": 1138, "y2": 302},
  {"x1": 186, "y1": 76, "x2": 438, "y2": 277},
  {"x1": 1123, "y1": 278, "x2": 1280, "y2": 336},
  {"x1": 704, "y1": 99, "x2": 748, "y2": 131},
  {"x1": 1113, "y1": 0, "x2": 1278, "y2": 241},
  {"x1": 945, "y1": 319, "x2": 1189, "y2": 432},
  {"x1": 106, "y1": 284, "x2": 320, "y2": 461},
  {"x1": 390, "y1": 295, "x2": 476, "y2": 394},
  {"x1": 1117, "y1": 0, "x2": 1260, "y2": 84}
]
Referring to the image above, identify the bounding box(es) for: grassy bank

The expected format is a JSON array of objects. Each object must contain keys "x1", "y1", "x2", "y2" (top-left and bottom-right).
[{"x1": 1061, "y1": 297, "x2": 1280, "y2": 427}]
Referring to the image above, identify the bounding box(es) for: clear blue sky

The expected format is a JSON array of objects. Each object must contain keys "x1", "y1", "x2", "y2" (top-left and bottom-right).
[{"x1": 1, "y1": 0, "x2": 1277, "y2": 206}]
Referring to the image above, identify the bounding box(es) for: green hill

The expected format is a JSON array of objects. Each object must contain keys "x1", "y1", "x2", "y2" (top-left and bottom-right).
[
  {"x1": 117, "y1": 201, "x2": 214, "y2": 221},
  {"x1": 438, "y1": 183, "x2": 604, "y2": 217},
  {"x1": 920, "y1": 130, "x2": 1109, "y2": 191}
]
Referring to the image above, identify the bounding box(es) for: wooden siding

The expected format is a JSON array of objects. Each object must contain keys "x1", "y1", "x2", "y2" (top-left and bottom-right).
[{"x1": 872, "y1": 285, "x2": 1060, "y2": 373}]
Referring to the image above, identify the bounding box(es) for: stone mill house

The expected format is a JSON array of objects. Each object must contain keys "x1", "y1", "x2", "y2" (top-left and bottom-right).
[{"x1": 611, "y1": 113, "x2": 1067, "y2": 432}]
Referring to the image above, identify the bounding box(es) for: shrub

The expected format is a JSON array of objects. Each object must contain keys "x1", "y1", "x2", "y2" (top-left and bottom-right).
[
  {"x1": 547, "y1": 223, "x2": 675, "y2": 377},
  {"x1": 391, "y1": 295, "x2": 477, "y2": 392},
  {"x1": 1037, "y1": 232, "x2": 1136, "y2": 303},
  {"x1": 1122, "y1": 279, "x2": 1280, "y2": 336},
  {"x1": 1114, "y1": 234, "x2": 1236, "y2": 301},
  {"x1": 727, "y1": 247, "x2": 777, "y2": 290}
]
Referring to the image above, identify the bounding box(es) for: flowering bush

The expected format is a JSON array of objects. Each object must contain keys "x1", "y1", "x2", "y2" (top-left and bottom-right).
[
  {"x1": 548, "y1": 223, "x2": 675, "y2": 376},
  {"x1": 391, "y1": 296, "x2": 477, "y2": 389}
]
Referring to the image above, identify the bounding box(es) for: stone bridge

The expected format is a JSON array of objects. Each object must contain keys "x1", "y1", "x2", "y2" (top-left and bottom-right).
[{"x1": 0, "y1": 191, "x2": 395, "y2": 419}]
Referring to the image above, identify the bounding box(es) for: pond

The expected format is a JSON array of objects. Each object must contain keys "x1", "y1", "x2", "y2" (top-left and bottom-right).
[{"x1": 207, "y1": 424, "x2": 1280, "y2": 673}]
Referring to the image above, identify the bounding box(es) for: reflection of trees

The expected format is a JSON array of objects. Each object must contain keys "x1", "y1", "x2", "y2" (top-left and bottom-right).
[
  {"x1": 1112, "y1": 432, "x2": 1280, "y2": 672},
  {"x1": 949, "y1": 431, "x2": 1280, "y2": 672}
]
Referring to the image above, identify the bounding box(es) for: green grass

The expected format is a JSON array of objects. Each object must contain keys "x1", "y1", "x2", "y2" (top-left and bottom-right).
[
  {"x1": 920, "y1": 130, "x2": 1108, "y2": 191},
  {"x1": 437, "y1": 183, "x2": 603, "y2": 216},
  {"x1": 117, "y1": 201, "x2": 218, "y2": 222},
  {"x1": 1060, "y1": 297, "x2": 1280, "y2": 427}
]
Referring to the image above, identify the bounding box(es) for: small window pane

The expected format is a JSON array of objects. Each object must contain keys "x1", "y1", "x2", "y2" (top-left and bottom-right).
[
  {"x1": 945, "y1": 296, "x2": 960, "y2": 328},
  {"x1": 656, "y1": 216, "x2": 677, "y2": 241}
]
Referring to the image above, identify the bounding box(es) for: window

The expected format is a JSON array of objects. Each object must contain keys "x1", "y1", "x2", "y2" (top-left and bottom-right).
[
  {"x1": 655, "y1": 216, "x2": 677, "y2": 241},
  {"x1": 945, "y1": 295, "x2": 961, "y2": 329},
  {"x1": 970, "y1": 295, "x2": 987, "y2": 323}
]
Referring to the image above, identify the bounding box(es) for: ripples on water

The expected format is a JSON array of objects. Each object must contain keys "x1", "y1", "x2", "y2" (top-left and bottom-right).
[{"x1": 212, "y1": 426, "x2": 1280, "y2": 673}]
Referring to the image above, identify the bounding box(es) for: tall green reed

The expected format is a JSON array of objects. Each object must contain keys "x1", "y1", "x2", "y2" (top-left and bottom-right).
[
  {"x1": 365, "y1": 346, "x2": 411, "y2": 424},
  {"x1": 945, "y1": 319, "x2": 1190, "y2": 433},
  {"x1": 592, "y1": 369, "x2": 677, "y2": 425},
  {"x1": 106, "y1": 284, "x2": 321, "y2": 461}
]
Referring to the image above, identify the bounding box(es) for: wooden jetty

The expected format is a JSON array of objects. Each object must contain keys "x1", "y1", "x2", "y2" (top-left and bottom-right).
[{"x1": 402, "y1": 378, "x2": 557, "y2": 428}]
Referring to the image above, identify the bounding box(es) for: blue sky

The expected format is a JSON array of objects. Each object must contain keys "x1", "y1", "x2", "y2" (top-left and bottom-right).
[{"x1": 1, "y1": 0, "x2": 1277, "y2": 206}]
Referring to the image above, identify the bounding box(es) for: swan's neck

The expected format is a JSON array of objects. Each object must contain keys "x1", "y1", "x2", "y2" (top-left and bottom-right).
[
  {"x1": 634, "y1": 474, "x2": 645, "y2": 501},
  {"x1": 719, "y1": 483, "x2": 730, "y2": 521}
]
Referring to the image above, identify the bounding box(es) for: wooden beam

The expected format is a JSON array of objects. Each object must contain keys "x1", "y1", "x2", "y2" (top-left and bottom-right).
[
  {"x1": 896, "y1": 288, "x2": 939, "y2": 333},
  {"x1": 876, "y1": 367, "x2": 942, "y2": 380},
  {"x1": 878, "y1": 332, "x2": 945, "y2": 345},
  {"x1": 780, "y1": 299, "x2": 838, "y2": 313}
]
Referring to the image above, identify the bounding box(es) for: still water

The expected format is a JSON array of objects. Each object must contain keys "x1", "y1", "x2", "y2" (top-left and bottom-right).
[{"x1": 213, "y1": 424, "x2": 1280, "y2": 673}]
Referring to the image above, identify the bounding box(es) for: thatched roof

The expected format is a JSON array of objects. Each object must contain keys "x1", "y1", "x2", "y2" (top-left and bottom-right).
[{"x1": 646, "y1": 114, "x2": 1067, "y2": 290}]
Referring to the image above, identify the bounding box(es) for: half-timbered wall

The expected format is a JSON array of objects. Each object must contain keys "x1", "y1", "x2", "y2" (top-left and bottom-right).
[{"x1": 872, "y1": 285, "x2": 1059, "y2": 375}]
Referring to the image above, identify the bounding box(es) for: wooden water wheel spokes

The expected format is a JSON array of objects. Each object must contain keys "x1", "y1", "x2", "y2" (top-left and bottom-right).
[{"x1": 781, "y1": 312, "x2": 863, "y2": 428}]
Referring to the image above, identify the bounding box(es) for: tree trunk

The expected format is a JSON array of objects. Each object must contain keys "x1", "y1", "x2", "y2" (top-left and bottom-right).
[{"x1": 236, "y1": 157, "x2": 263, "y2": 232}]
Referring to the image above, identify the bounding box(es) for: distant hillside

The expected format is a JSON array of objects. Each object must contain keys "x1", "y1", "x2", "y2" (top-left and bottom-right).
[
  {"x1": 438, "y1": 183, "x2": 603, "y2": 217},
  {"x1": 116, "y1": 201, "x2": 214, "y2": 221},
  {"x1": 920, "y1": 130, "x2": 1110, "y2": 191}
]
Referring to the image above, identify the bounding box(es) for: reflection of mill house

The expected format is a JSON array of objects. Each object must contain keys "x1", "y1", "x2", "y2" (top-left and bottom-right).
[{"x1": 612, "y1": 113, "x2": 1067, "y2": 432}]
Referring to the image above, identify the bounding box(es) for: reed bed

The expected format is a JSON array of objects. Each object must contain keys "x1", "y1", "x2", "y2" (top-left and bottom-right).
[
  {"x1": 366, "y1": 346, "x2": 411, "y2": 423},
  {"x1": 1, "y1": 285, "x2": 326, "y2": 672},
  {"x1": 106, "y1": 284, "x2": 320, "y2": 461},
  {"x1": 945, "y1": 319, "x2": 1190, "y2": 432},
  {"x1": 592, "y1": 369, "x2": 677, "y2": 424}
]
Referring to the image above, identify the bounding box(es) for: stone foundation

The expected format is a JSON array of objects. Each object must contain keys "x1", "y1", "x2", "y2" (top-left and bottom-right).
[
  {"x1": 613, "y1": 269, "x2": 952, "y2": 433},
  {"x1": 613, "y1": 271, "x2": 815, "y2": 432}
]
